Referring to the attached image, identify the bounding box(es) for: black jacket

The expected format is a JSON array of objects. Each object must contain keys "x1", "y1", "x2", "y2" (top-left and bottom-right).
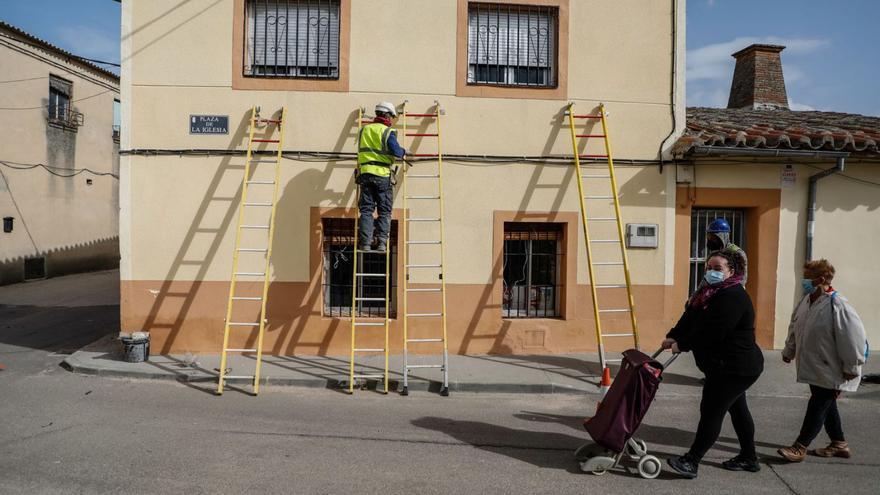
[{"x1": 667, "y1": 284, "x2": 764, "y2": 377}]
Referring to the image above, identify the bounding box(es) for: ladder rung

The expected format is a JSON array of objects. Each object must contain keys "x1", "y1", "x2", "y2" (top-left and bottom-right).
[
  {"x1": 406, "y1": 364, "x2": 443, "y2": 369},
  {"x1": 224, "y1": 375, "x2": 255, "y2": 379},
  {"x1": 406, "y1": 288, "x2": 442, "y2": 292},
  {"x1": 252, "y1": 139, "x2": 279, "y2": 143},
  {"x1": 581, "y1": 174, "x2": 611, "y2": 178},
  {"x1": 579, "y1": 154, "x2": 609, "y2": 159},
  {"x1": 585, "y1": 196, "x2": 614, "y2": 200},
  {"x1": 596, "y1": 284, "x2": 627, "y2": 289},
  {"x1": 229, "y1": 322, "x2": 260, "y2": 326},
  {"x1": 406, "y1": 240, "x2": 441, "y2": 245},
  {"x1": 247, "y1": 180, "x2": 276, "y2": 185},
  {"x1": 590, "y1": 217, "x2": 618, "y2": 221},
  {"x1": 598, "y1": 309, "x2": 632, "y2": 313},
  {"x1": 602, "y1": 333, "x2": 635, "y2": 338},
  {"x1": 237, "y1": 248, "x2": 268, "y2": 252},
  {"x1": 591, "y1": 239, "x2": 621, "y2": 243},
  {"x1": 353, "y1": 374, "x2": 385, "y2": 379},
  {"x1": 355, "y1": 273, "x2": 387, "y2": 277},
  {"x1": 406, "y1": 264, "x2": 441, "y2": 268},
  {"x1": 256, "y1": 118, "x2": 282, "y2": 124},
  {"x1": 407, "y1": 313, "x2": 442, "y2": 317},
  {"x1": 244, "y1": 202, "x2": 273, "y2": 207},
  {"x1": 407, "y1": 174, "x2": 440, "y2": 178},
  {"x1": 249, "y1": 159, "x2": 278, "y2": 164},
  {"x1": 355, "y1": 297, "x2": 386, "y2": 301},
  {"x1": 354, "y1": 322, "x2": 385, "y2": 326},
  {"x1": 353, "y1": 348, "x2": 385, "y2": 353},
  {"x1": 573, "y1": 115, "x2": 602, "y2": 119},
  {"x1": 241, "y1": 225, "x2": 270, "y2": 229},
  {"x1": 406, "y1": 113, "x2": 438, "y2": 118},
  {"x1": 406, "y1": 218, "x2": 441, "y2": 222},
  {"x1": 225, "y1": 348, "x2": 258, "y2": 353},
  {"x1": 405, "y1": 196, "x2": 441, "y2": 200},
  {"x1": 232, "y1": 296, "x2": 262, "y2": 301},
  {"x1": 411, "y1": 154, "x2": 439, "y2": 158},
  {"x1": 592, "y1": 262, "x2": 624, "y2": 266},
  {"x1": 234, "y1": 272, "x2": 266, "y2": 276},
  {"x1": 407, "y1": 338, "x2": 443, "y2": 343},
  {"x1": 576, "y1": 134, "x2": 606, "y2": 138},
  {"x1": 406, "y1": 133, "x2": 438, "y2": 137}
]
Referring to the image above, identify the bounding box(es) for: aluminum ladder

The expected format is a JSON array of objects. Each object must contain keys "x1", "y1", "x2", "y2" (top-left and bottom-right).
[
  {"x1": 565, "y1": 102, "x2": 640, "y2": 379},
  {"x1": 400, "y1": 100, "x2": 449, "y2": 396},
  {"x1": 348, "y1": 107, "x2": 392, "y2": 394},
  {"x1": 217, "y1": 106, "x2": 286, "y2": 396}
]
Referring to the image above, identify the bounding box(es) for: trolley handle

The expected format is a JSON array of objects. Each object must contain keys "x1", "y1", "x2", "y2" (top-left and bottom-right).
[{"x1": 651, "y1": 347, "x2": 680, "y2": 369}]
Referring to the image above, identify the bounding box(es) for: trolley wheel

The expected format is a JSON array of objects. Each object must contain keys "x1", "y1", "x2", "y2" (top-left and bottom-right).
[
  {"x1": 637, "y1": 455, "x2": 662, "y2": 479},
  {"x1": 591, "y1": 467, "x2": 608, "y2": 476}
]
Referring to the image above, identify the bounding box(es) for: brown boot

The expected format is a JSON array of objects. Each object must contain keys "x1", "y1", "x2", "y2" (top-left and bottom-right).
[
  {"x1": 778, "y1": 442, "x2": 808, "y2": 462},
  {"x1": 813, "y1": 441, "x2": 851, "y2": 458}
]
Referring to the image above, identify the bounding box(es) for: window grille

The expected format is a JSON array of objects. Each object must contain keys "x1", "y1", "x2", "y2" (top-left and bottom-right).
[
  {"x1": 503, "y1": 223, "x2": 563, "y2": 318},
  {"x1": 322, "y1": 218, "x2": 397, "y2": 318},
  {"x1": 467, "y1": 3, "x2": 558, "y2": 87},
  {"x1": 689, "y1": 208, "x2": 746, "y2": 294},
  {"x1": 245, "y1": 0, "x2": 340, "y2": 79}
]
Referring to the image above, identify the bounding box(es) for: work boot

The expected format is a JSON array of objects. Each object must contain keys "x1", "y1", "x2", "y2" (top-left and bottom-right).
[
  {"x1": 777, "y1": 442, "x2": 807, "y2": 462},
  {"x1": 813, "y1": 441, "x2": 851, "y2": 458},
  {"x1": 721, "y1": 455, "x2": 761, "y2": 472},
  {"x1": 375, "y1": 238, "x2": 388, "y2": 253},
  {"x1": 359, "y1": 241, "x2": 372, "y2": 252},
  {"x1": 667, "y1": 453, "x2": 699, "y2": 479}
]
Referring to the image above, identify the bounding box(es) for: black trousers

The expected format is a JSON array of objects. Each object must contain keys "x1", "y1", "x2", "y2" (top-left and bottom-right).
[
  {"x1": 796, "y1": 385, "x2": 845, "y2": 446},
  {"x1": 688, "y1": 373, "x2": 760, "y2": 462}
]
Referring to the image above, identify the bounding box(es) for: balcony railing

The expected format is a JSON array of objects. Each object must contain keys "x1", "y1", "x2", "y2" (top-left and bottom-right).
[{"x1": 47, "y1": 106, "x2": 84, "y2": 129}]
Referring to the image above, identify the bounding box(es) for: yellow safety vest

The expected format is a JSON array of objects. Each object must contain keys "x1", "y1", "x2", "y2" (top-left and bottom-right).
[{"x1": 358, "y1": 122, "x2": 395, "y2": 177}]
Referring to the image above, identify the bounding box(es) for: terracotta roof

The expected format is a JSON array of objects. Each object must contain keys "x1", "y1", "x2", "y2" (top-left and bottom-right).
[
  {"x1": 0, "y1": 21, "x2": 119, "y2": 83},
  {"x1": 674, "y1": 107, "x2": 880, "y2": 158}
]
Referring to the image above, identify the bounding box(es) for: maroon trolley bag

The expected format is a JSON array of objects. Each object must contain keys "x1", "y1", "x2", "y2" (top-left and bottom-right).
[{"x1": 583, "y1": 349, "x2": 665, "y2": 453}]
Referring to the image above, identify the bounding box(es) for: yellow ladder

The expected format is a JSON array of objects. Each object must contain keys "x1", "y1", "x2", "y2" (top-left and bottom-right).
[
  {"x1": 348, "y1": 107, "x2": 391, "y2": 394},
  {"x1": 216, "y1": 106, "x2": 286, "y2": 396},
  {"x1": 401, "y1": 100, "x2": 449, "y2": 397},
  {"x1": 566, "y1": 102, "x2": 640, "y2": 377}
]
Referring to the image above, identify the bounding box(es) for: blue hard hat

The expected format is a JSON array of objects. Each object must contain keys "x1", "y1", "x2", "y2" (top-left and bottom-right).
[{"x1": 707, "y1": 218, "x2": 731, "y2": 233}]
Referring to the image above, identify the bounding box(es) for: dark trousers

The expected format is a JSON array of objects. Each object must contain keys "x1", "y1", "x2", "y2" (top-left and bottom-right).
[
  {"x1": 796, "y1": 385, "x2": 845, "y2": 446},
  {"x1": 358, "y1": 173, "x2": 393, "y2": 246},
  {"x1": 688, "y1": 373, "x2": 760, "y2": 462}
]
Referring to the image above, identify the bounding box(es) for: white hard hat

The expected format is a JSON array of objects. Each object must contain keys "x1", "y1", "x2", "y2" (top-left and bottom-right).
[{"x1": 375, "y1": 101, "x2": 397, "y2": 118}]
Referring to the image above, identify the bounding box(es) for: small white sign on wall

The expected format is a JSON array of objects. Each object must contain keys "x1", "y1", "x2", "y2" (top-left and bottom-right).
[{"x1": 781, "y1": 164, "x2": 797, "y2": 188}]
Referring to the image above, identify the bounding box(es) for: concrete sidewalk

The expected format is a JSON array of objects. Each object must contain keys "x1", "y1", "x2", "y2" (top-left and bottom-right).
[{"x1": 63, "y1": 334, "x2": 880, "y2": 398}]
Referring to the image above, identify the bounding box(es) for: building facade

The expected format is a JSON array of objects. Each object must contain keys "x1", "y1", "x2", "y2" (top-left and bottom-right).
[
  {"x1": 0, "y1": 22, "x2": 120, "y2": 285},
  {"x1": 120, "y1": 0, "x2": 878, "y2": 359}
]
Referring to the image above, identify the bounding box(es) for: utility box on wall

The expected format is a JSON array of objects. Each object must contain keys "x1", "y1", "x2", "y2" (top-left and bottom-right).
[{"x1": 626, "y1": 223, "x2": 659, "y2": 248}]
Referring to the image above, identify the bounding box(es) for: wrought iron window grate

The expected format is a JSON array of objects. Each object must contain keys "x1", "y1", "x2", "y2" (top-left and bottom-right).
[
  {"x1": 503, "y1": 223, "x2": 563, "y2": 318},
  {"x1": 467, "y1": 3, "x2": 558, "y2": 88},
  {"x1": 322, "y1": 218, "x2": 397, "y2": 318},
  {"x1": 245, "y1": 0, "x2": 340, "y2": 79}
]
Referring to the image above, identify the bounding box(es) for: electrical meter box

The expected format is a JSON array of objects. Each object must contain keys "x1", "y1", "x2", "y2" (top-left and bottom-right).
[{"x1": 626, "y1": 223, "x2": 659, "y2": 248}]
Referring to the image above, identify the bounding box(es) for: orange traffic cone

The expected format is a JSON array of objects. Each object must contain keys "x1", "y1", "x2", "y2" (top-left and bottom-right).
[{"x1": 596, "y1": 367, "x2": 612, "y2": 411}]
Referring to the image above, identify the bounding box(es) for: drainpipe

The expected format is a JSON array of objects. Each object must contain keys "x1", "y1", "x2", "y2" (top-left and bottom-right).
[{"x1": 806, "y1": 157, "x2": 845, "y2": 261}]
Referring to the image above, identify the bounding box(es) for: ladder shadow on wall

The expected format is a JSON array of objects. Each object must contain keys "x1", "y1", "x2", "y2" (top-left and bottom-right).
[{"x1": 456, "y1": 105, "x2": 586, "y2": 355}]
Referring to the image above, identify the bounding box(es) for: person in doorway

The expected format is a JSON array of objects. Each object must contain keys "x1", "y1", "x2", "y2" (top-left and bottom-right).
[
  {"x1": 357, "y1": 101, "x2": 406, "y2": 252},
  {"x1": 663, "y1": 251, "x2": 765, "y2": 478},
  {"x1": 778, "y1": 259, "x2": 867, "y2": 462},
  {"x1": 689, "y1": 218, "x2": 748, "y2": 308}
]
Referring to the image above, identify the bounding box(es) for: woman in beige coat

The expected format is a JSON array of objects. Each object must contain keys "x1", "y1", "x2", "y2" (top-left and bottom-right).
[{"x1": 778, "y1": 259, "x2": 868, "y2": 462}]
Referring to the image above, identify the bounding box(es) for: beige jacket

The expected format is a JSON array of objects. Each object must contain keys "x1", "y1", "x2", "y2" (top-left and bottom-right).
[{"x1": 782, "y1": 291, "x2": 867, "y2": 392}]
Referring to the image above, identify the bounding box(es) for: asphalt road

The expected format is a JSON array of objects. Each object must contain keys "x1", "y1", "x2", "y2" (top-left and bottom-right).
[{"x1": 1, "y1": 271, "x2": 878, "y2": 494}]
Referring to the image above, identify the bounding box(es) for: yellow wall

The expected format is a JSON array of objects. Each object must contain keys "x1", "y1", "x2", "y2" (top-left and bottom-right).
[{"x1": 0, "y1": 29, "x2": 120, "y2": 283}]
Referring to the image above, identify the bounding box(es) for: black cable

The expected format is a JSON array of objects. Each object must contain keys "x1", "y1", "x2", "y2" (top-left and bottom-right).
[
  {"x1": 0, "y1": 32, "x2": 120, "y2": 70},
  {"x1": 803, "y1": 164, "x2": 880, "y2": 188},
  {"x1": 0, "y1": 89, "x2": 113, "y2": 110},
  {"x1": 0, "y1": 160, "x2": 118, "y2": 179}
]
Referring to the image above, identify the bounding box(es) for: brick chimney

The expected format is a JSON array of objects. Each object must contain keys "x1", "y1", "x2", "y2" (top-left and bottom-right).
[{"x1": 727, "y1": 44, "x2": 789, "y2": 110}]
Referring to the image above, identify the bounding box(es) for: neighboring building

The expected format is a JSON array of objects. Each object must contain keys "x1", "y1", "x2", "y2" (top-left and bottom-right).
[
  {"x1": 121, "y1": 1, "x2": 876, "y2": 359},
  {"x1": 0, "y1": 22, "x2": 120, "y2": 284},
  {"x1": 673, "y1": 44, "x2": 880, "y2": 350}
]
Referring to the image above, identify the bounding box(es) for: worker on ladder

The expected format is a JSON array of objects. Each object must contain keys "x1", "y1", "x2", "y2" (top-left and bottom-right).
[
  {"x1": 357, "y1": 101, "x2": 406, "y2": 252},
  {"x1": 689, "y1": 218, "x2": 748, "y2": 306}
]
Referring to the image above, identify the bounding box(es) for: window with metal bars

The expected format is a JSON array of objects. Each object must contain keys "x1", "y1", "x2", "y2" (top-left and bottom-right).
[
  {"x1": 503, "y1": 223, "x2": 563, "y2": 318},
  {"x1": 467, "y1": 3, "x2": 558, "y2": 88},
  {"x1": 245, "y1": 0, "x2": 340, "y2": 79},
  {"x1": 689, "y1": 208, "x2": 746, "y2": 295},
  {"x1": 322, "y1": 218, "x2": 397, "y2": 318}
]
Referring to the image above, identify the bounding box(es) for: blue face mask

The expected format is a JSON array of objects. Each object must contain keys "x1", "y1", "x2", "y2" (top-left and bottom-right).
[
  {"x1": 704, "y1": 270, "x2": 725, "y2": 285},
  {"x1": 802, "y1": 279, "x2": 815, "y2": 295}
]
